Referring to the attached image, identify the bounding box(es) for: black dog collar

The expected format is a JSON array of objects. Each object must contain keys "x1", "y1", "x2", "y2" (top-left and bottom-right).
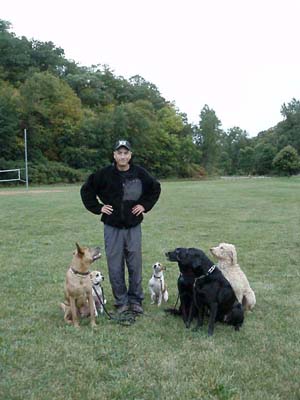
[{"x1": 70, "y1": 267, "x2": 90, "y2": 276}]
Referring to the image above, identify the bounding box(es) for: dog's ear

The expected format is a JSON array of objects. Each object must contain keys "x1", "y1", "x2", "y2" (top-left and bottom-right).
[
  {"x1": 192, "y1": 253, "x2": 212, "y2": 270},
  {"x1": 229, "y1": 246, "x2": 237, "y2": 265},
  {"x1": 177, "y1": 248, "x2": 188, "y2": 261},
  {"x1": 192, "y1": 257, "x2": 202, "y2": 269},
  {"x1": 76, "y1": 242, "x2": 84, "y2": 257},
  {"x1": 232, "y1": 246, "x2": 238, "y2": 264}
]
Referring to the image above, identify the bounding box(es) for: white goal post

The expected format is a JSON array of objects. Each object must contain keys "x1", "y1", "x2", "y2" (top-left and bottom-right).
[
  {"x1": 0, "y1": 168, "x2": 26, "y2": 183},
  {"x1": 0, "y1": 129, "x2": 29, "y2": 189}
]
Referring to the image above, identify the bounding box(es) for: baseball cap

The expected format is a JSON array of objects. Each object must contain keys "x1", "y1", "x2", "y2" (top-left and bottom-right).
[{"x1": 114, "y1": 140, "x2": 132, "y2": 151}]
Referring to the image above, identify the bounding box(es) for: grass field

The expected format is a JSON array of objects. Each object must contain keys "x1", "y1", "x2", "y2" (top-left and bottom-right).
[{"x1": 0, "y1": 177, "x2": 299, "y2": 400}]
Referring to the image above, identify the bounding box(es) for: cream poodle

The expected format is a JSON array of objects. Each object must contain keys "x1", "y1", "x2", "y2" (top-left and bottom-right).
[{"x1": 210, "y1": 243, "x2": 256, "y2": 311}]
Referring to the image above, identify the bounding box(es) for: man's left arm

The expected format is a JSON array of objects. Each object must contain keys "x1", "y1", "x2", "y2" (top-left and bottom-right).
[{"x1": 138, "y1": 171, "x2": 161, "y2": 213}]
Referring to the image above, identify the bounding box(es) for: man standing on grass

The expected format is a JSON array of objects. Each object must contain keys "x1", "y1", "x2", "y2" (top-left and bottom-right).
[{"x1": 80, "y1": 140, "x2": 161, "y2": 314}]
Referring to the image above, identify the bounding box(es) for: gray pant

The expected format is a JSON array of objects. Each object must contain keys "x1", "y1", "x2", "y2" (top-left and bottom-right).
[{"x1": 104, "y1": 224, "x2": 144, "y2": 307}]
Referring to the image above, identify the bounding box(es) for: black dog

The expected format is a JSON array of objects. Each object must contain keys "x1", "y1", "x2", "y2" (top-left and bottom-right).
[
  {"x1": 223, "y1": 301, "x2": 244, "y2": 331},
  {"x1": 165, "y1": 249, "x2": 197, "y2": 326},
  {"x1": 166, "y1": 247, "x2": 244, "y2": 336}
]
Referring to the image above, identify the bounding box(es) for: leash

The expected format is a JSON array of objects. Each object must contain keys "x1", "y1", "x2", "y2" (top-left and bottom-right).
[
  {"x1": 173, "y1": 291, "x2": 180, "y2": 309},
  {"x1": 68, "y1": 268, "x2": 137, "y2": 326},
  {"x1": 92, "y1": 285, "x2": 111, "y2": 319},
  {"x1": 167, "y1": 267, "x2": 216, "y2": 314},
  {"x1": 193, "y1": 265, "x2": 218, "y2": 302},
  {"x1": 92, "y1": 284, "x2": 137, "y2": 326},
  {"x1": 193, "y1": 265, "x2": 216, "y2": 286},
  {"x1": 167, "y1": 269, "x2": 198, "y2": 312},
  {"x1": 163, "y1": 291, "x2": 181, "y2": 317}
]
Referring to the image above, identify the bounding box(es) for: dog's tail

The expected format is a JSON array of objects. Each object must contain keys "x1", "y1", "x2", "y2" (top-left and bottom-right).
[
  {"x1": 60, "y1": 302, "x2": 70, "y2": 313},
  {"x1": 243, "y1": 289, "x2": 256, "y2": 311},
  {"x1": 164, "y1": 307, "x2": 182, "y2": 316},
  {"x1": 163, "y1": 290, "x2": 169, "y2": 303}
]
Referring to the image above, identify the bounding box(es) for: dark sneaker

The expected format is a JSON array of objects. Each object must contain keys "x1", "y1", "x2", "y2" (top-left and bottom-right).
[
  {"x1": 130, "y1": 303, "x2": 144, "y2": 314},
  {"x1": 116, "y1": 304, "x2": 129, "y2": 314}
]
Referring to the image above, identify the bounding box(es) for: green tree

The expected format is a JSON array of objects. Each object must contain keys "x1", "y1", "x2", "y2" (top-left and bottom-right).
[
  {"x1": 195, "y1": 104, "x2": 222, "y2": 173},
  {"x1": 128, "y1": 75, "x2": 165, "y2": 110},
  {"x1": 30, "y1": 40, "x2": 66, "y2": 73},
  {"x1": 275, "y1": 98, "x2": 300, "y2": 153},
  {"x1": 0, "y1": 19, "x2": 77, "y2": 84},
  {"x1": 157, "y1": 104, "x2": 185, "y2": 135},
  {"x1": 0, "y1": 80, "x2": 22, "y2": 161},
  {"x1": 220, "y1": 127, "x2": 249, "y2": 174},
  {"x1": 272, "y1": 145, "x2": 299, "y2": 176},
  {"x1": 0, "y1": 20, "x2": 32, "y2": 84},
  {"x1": 110, "y1": 100, "x2": 163, "y2": 173},
  {"x1": 20, "y1": 72, "x2": 83, "y2": 161},
  {"x1": 238, "y1": 146, "x2": 255, "y2": 175},
  {"x1": 65, "y1": 68, "x2": 114, "y2": 107},
  {"x1": 280, "y1": 98, "x2": 300, "y2": 119},
  {"x1": 253, "y1": 143, "x2": 277, "y2": 175}
]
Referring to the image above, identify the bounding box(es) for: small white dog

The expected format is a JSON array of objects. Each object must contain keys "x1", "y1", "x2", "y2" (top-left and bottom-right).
[
  {"x1": 148, "y1": 262, "x2": 168, "y2": 306},
  {"x1": 210, "y1": 243, "x2": 256, "y2": 310},
  {"x1": 90, "y1": 270, "x2": 106, "y2": 316}
]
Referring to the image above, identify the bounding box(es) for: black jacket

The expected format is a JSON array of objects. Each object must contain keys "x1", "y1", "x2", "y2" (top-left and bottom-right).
[{"x1": 80, "y1": 163, "x2": 161, "y2": 228}]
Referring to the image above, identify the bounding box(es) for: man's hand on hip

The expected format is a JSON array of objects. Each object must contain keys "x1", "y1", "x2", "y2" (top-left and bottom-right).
[
  {"x1": 132, "y1": 204, "x2": 145, "y2": 216},
  {"x1": 101, "y1": 205, "x2": 113, "y2": 215}
]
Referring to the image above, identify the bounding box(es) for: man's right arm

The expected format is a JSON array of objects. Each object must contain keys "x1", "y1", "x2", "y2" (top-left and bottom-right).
[{"x1": 80, "y1": 172, "x2": 103, "y2": 215}]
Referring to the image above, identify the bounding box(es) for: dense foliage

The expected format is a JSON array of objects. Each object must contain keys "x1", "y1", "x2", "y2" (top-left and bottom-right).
[{"x1": 0, "y1": 19, "x2": 299, "y2": 183}]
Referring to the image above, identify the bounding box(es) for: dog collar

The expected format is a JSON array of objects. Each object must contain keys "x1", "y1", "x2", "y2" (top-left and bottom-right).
[
  {"x1": 153, "y1": 274, "x2": 162, "y2": 280},
  {"x1": 70, "y1": 267, "x2": 90, "y2": 276},
  {"x1": 194, "y1": 265, "x2": 216, "y2": 281},
  {"x1": 207, "y1": 265, "x2": 216, "y2": 274}
]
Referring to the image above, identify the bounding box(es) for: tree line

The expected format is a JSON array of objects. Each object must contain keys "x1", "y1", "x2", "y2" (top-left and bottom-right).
[{"x1": 0, "y1": 19, "x2": 299, "y2": 184}]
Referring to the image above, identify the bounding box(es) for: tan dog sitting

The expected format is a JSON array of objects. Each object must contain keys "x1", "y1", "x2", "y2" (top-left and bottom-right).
[
  {"x1": 60, "y1": 243, "x2": 101, "y2": 327},
  {"x1": 148, "y1": 262, "x2": 168, "y2": 306},
  {"x1": 210, "y1": 243, "x2": 256, "y2": 311}
]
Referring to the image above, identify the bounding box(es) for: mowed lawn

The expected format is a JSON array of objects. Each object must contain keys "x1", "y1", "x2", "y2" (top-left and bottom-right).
[{"x1": 0, "y1": 177, "x2": 299, "y2": 400}]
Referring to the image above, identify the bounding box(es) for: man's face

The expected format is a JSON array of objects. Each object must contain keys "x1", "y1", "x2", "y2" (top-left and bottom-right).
[{"x1": 113, "y1": 147, "x2": 132, "y2": 169}]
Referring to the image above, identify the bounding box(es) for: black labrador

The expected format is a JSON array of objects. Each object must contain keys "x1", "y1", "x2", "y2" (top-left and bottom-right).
[
  {"x1": 165, "y1": 249, "x2": 197, "y2": 326},
  {"x1": 166, "y1": 247, "x2": 244, "y2": 336},
  {"x1": 223, "y1": 301, "x2": 244, "y2": 330}
]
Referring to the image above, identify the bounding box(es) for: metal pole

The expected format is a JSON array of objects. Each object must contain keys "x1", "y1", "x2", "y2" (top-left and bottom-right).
[{"x1": 24, "y1": 128, "x2": 29, "y2": 189}]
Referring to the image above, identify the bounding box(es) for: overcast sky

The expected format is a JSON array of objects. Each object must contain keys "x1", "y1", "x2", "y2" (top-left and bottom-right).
[{"x1": 2, "y1": 0, "x2": 300, "y2": 136}]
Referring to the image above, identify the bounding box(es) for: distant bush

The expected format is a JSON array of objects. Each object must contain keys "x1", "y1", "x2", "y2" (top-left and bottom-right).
[
  {"x1": 178, "y1": 163, "x2": 207, "y2": 178},
  {"x1": 28, "y1": 161, "x2": 84, "y2": 184},
  {"x1": 272, "y1": 145, "x2": 300, "y2": 176},
  {"x1": 0, "y1": 158, "x2": 25, "y2": 170}
]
